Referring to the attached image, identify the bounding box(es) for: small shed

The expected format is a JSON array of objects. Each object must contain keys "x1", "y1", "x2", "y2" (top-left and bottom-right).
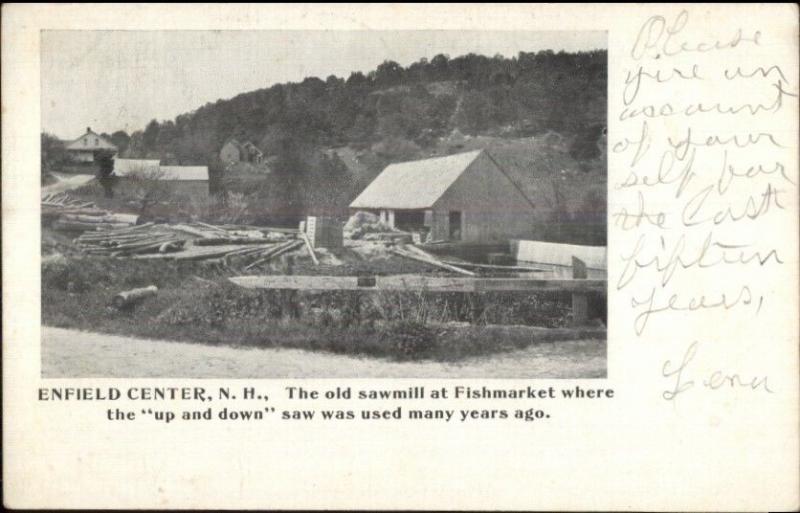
[{"x1": 349, "y1": 149, "x2": 537, "y2": 243}]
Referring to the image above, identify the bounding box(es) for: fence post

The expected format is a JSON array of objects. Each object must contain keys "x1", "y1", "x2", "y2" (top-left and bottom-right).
[
  {"x1": 283, "y1": 255, "x2": 300, "y2": 319},
  {"x1": 571, "y1": 256, "x2": 588, "y2": 326}
]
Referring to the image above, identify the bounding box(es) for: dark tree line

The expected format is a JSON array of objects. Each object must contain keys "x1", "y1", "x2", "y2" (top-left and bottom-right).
[
  {"x1": 109, "y1": 49, "x2": 606, "y2": 224},
  {"x1": 124, "y1": 49, "x2": 606, "y2": 165}
]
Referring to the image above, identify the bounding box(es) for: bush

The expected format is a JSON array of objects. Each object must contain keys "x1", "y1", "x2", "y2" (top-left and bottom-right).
[{"x1": 382, "y1": 320, "x2": 437, "y2": 358}]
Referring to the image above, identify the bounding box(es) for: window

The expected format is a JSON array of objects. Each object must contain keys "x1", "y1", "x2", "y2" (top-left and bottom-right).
[
  {"x1": 94, "y1": 138, "x2": 99, "y2": 146},
  {"x1": 83, "y1": 139, "x2": 87, "y2": 146}
]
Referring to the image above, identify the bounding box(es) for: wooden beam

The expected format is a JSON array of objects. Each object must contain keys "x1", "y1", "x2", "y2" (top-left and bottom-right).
[
  {"x1": 229, "y1": 274, "x2": 605, "y2": 292},
  {"x1": 393, "y1": 247, "x2": 476, "y2": 276},
  {"x1": 440, "y1": 260, "x2": 545, "y2": 272},
  {"x1": 300, "y1": 232, "x2": 319, "y2": 265}
]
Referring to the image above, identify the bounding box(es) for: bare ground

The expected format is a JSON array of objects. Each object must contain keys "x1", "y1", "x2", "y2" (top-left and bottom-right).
[
  {"x1": 42, "y1": 173, "x2": 96, "y2": 195},
  {"x1": 42, "y1": 326, "x2": 606, "y2": 379}
]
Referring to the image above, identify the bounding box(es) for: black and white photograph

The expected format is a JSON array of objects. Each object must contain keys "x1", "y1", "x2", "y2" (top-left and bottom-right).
[
  {"x1": 7, "y1": 4, "x2": 800, "y2": 511},
  {"x1": 40, "y1": 30, "x2": 608, "y2": 378}
]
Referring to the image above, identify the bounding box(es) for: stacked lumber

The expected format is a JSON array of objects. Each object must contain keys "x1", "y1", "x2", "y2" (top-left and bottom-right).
[
  {"x1": 243, "y1": 240, "x2": 304, "y2": 270},
  {"x1": 74, "y1": 224, "x2": 186, "y2": 257},
  {"x1": 43, "y1": 192, "x2": 140, "y2": 232},
  {"x1": 41, "y1": 192, "x2": 95, "y2": 209},
  {"x1": 63, "y1": 214, "x2": 314, "y2": 266}
]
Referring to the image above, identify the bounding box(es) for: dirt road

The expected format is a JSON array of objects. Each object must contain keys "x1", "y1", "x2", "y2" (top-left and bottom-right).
[
  {"x1": 42, "y1": 173, "x2": 95, "y2": 195},
  {"x1": 42, "y1": 327, "x2": 605, "y2": 378}
]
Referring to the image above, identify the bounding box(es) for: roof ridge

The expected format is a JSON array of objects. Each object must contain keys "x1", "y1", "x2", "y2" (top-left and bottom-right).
[{"x1": 386, "y1": 148, "x2": 482, "y2": 167}]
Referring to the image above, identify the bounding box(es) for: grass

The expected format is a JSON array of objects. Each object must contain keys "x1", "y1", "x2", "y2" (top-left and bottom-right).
[{"x1": 42, "y1": 254, "x2": 604, "y2": 362}]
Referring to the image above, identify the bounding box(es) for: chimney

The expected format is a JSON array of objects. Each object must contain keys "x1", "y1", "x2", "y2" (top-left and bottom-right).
[{"x1": 86, "y1": 127, "x2": 91, "y2": 133}]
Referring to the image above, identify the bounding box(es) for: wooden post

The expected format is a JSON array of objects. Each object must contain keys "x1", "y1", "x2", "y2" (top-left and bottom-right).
[
  {"x1": 571, "y1": 256, "x2": 588, "y2": 326},
  {"x1": 283, "y1": 256, "x2": 300, "y2": 319},
  {"x1": 348, "y1": 291, "x2": 362, "y2": 326}
]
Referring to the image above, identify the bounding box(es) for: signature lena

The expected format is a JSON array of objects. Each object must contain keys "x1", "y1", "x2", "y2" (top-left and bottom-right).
[{"x1": 662, "y1": 341, "x2": 773, "y2": 401}]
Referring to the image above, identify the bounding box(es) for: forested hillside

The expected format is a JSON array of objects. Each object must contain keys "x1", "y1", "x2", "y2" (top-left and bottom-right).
[{"x1": 116, "y1": 50, "x2": 607, "y2": 233}]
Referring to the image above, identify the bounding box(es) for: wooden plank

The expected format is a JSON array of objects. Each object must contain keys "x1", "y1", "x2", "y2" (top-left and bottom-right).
[
  {"x1": 229, "y1": 274, "x2": 605, "y2": 292},
  {"x1": 191, "y1": 221, "x2": 229, "y2": 234},
  {"x1": 511, "y1": 240, "x2": 607, "y2": 270},
  {"x1": 394, "y1": 247, "x2": 476, "y2": 276},
  {"x1": 440, "y1": 260, "x2": 545, "y2": 272},
  {"x1": 243, "y1": 240, "x2": 304, "y2": 270},
  {"x1": 170, "y1": 224, "x2": 218, "y2": 239},
  {"x1": 260, "y1": 226, "x2": 301, "y2": 234},
  {"x1": 300, "y1": 232, "x2": 319, "y2": 265}
]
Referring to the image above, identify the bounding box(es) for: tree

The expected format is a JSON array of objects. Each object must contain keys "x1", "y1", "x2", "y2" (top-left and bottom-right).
[
  {"x1": 126, "y1": 166, "x2": 172, "y2": 218},
  {"x1": 94, "y1": 150, "x2": 117, "y2": 198},
  {"x1": 142, "y1": 119, "x2": 161, "y2": 154},
  {"x1": 374, "y1": 60, "x2": 403, "y2": 87},
  {"x1": 110, "y1": 130, "x2": 131, "y2": 155},
  {"x1": 40, "y1": 132, "x2": 67, "y2": 181}
]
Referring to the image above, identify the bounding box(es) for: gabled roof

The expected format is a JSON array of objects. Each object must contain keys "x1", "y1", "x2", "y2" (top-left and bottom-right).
[
  {"x1": 112, "y1": 159, "x2": 208, "y2": 181},
  {"x1": 112, "y1": 158, "x2": 161, "y2": 176},
  {"x1": 241, "y1": 141, "x2": 263, "y2": 155},
  {"x1": 350, "y1": 150, "x2": 485, "y2": 209},
  {"x1": 223, "y1": 138, "x2": 262, "y2": 154},
  {"x1": 65, "y1": 129, "x2": 117, "y2": 152},
  {"x1": 159, "y1": 166, "x2": 208, "y2": 181}
]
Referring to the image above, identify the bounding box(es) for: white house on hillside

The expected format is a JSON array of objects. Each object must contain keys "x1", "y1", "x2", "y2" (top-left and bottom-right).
[{"x1": 64, "y1": 127, "x2": 117, "y2": 162}]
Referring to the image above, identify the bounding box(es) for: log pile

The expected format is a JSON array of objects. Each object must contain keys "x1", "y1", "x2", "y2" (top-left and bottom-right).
[
  {"x1": 70, "y1": 220, "x2": 309, "y2": 267},
  {"x1": 43, "y1": 192, "x2": 139, "y2": 232},
  {"x1": 74, "y1": 224, "x2": 186, "y2": 257},
  {"x1": 41, "y1": 192, "x2": 96, "y2": 209}
]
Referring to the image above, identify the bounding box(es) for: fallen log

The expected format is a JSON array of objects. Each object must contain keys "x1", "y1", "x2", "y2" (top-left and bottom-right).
[
  {"x1": 112, "y1": 285, "x2": 158, "y2": 309},
  {"x1": 159, "y1": 241, "x2": 185, "y2": 253},
  {"x1": 61, "y1": 214, "x2": 120, "y2": 224},
  {"x1": 220, "y1": 244, "x2": 278, "y2": 260},
  {"x1": 53, "y1": 220, "x2": 130, "y2": 231},
  {"x1": 259, "y1": 226, "x2": 301, "y2": 234},
  {"x1": 113, "y1": 239, "x2": 186, "y2": 256},
  {"x1": 440, "y1": 260, "x2": 545, "y2": 272},
  {"x1": 77, "y1": 222, "x2": 156, "y2": 239},
  {"x1": 193, "y1": 237, "x2": 270, "y2": 246},
  {"x1": 109, "y1": 236, "x2": 177, "y2": 251},
  {"x1": 244, "y1": 240, "x2": 303, "y2": 270},
  {"x1": 55, "y1": 208, "x2": 108, "y2": 216},
  {"x1": 170, "y1": 224, "x2": 219, "y2": 239},
  {"x1": 191, "y1": 221, "x2": 230, "y2": 234}
]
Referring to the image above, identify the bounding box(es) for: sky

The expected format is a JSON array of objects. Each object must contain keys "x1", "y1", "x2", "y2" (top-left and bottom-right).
[{"x1": 41, "y1": 30, "x2": 606, "y2": 140}]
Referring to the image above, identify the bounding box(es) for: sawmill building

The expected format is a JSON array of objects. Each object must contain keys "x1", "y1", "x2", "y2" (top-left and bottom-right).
[{"x1": 349, "y1": 149, "x2": 537, "y2": 243}]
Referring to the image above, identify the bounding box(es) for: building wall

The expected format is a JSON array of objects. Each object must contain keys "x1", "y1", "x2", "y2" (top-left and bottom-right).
[
  {"x1": 432, "y1": 152, "x2": 538, "y2": 242},
  {"x1": 69, "y1": 150, "x2": 95, "y2": 163},
  {"x1": 168, "y1": 181, "x2": 209, "y2": 201},
  {"x1": 220, "y1": 142, "x2": 241, "y2": 163},
  {"x1": 114, "y1": 178, "x2": 209, "y2": 202}
]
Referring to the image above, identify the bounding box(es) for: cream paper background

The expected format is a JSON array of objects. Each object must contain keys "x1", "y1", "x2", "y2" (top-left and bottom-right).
[{"x1": 3, "y1": 3, "x2": 798, "y2": 510}]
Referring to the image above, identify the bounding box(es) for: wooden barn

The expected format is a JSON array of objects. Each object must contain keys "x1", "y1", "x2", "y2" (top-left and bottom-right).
[
  {"x1": 111, "y1": 159, "x2": 209, "y2": 201},
  {"x1": 349, "y1": 149, "x2": 537, "y2": 243}
]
